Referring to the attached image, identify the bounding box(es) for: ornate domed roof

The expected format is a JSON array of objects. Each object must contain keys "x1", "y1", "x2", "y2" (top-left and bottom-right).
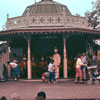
[{"x1": 22, "y1": 0, "x2": 71, "y2": 16}]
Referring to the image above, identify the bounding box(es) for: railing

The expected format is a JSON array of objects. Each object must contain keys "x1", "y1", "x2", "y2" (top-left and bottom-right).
[
  {"x1": 6, "y1": 13, "x2": 89, "y2": 30},
  {"x1": 65, "y1": 15, "x2": 89, "y2": 28}
]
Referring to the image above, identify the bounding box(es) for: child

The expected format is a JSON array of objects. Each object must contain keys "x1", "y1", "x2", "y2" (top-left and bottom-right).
[
  {"x1": 48, "y1": 60, "x2": 56, "y2": 83},
  {"x1": 75, "y1": 54, "x2": 87, "y2": 84},
  {"x1": 41, "y1": 72, "x2": 49, "y2": 82}
]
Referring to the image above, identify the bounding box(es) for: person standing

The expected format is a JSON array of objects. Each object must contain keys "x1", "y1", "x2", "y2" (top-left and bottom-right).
[
  {"x1": 89, "y1": 52, "x2": 99, "y2": 75},
  {"x1": 81, "y1": 53, "x2": 87, "y2": 81},
  {"x1": 48, "y1": 60, "x2": 56, "y2": 83},
  {"x1": 10, "y1": 60, "x2": 20, "y2": 80},
  {"x1": 0, "y1": 61, "x2": 5, "y2": 81},
  {"x1": 53, "y1": 47, "x2": 61, "y2": 79},
  {"x1": 91, "y1": 52, "x2": 98, "y2": 66},
  {"x1": 75, "y1": 54, "x2": 87, "y2": 84}
]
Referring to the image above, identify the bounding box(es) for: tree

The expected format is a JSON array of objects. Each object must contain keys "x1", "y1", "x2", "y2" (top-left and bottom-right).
[{"x1": 85, "y1": 0, "x2": 100, "y2": 29}]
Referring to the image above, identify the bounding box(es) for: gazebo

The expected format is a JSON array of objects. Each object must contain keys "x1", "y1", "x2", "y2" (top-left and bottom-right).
[{"x1": 0, "y1": 0, "x2": 100, "y2": 79}]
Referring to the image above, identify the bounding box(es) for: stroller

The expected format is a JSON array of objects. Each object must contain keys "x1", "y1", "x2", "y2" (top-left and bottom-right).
[{"x1": 87, "y1": 65, "x2": 100, "y2": 84}]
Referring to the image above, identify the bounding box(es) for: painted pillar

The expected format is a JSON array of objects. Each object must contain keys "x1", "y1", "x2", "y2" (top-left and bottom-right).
[
  {"x1": 7, "y1": 47, "x2": 10, "y2": 78},
  {"x1": 6, "y1": 40, "x2": 11, "y2": 78},
  {"x1": 27, "y1": 38, "x2": 32, "y2": 79},
  {"x1": 63, "y1": 37, "x2": 68, "y2": 78}
]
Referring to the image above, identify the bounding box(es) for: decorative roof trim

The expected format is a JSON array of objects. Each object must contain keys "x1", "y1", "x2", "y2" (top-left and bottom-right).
[{"x1": 0, "y1": 28, "x2": 100, "y2": 35}]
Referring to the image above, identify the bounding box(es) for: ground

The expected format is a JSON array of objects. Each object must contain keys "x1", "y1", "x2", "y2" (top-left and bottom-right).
[{"x1": 0, "y1": 79, "x2": 100, "y2": 100}]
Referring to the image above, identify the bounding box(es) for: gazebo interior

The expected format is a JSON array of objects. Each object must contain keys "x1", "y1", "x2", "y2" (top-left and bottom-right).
[{"x1": 7, "y1": 32, "x2": 100, "y2": 78}]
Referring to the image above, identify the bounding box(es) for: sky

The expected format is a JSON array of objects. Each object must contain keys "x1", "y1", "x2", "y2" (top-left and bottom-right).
[{"x1": 0, "y1": 0, "x2": 95, "y2": 31}]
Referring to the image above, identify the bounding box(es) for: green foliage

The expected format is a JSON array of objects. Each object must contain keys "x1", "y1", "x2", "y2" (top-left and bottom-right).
[{"x1": 85, "y1": 0, "x2": 100, "y2": 29}]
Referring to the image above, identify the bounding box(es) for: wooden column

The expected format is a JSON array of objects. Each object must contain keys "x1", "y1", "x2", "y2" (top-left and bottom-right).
[
  {"x1": 6, "y1": 39, "x2": 11, "y2": 78},
  {"x1": 7, "y1": 45, "x2": 11, "y2": 78},
  {"x1": 63, "y1": 37, "x2": 68, "y2": 78},
  {"x1": 27, "y1": 38, "x2": 32, "y2": 79}
]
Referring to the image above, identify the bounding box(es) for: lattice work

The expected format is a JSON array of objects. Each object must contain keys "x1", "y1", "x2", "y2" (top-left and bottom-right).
[{"x1": 6, "y1": 14, "x2": 89, "y2": 30}]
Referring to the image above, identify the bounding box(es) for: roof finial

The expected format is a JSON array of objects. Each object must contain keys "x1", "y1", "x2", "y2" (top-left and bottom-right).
[
  {"x1": 7, "y1": 13, "x2": 9, "y2": 19},
  {"x1": 42, "y1": 0, "x2": 52, "y2": 1},
  {"x1": 35, "y1": 0, "x2": 36, "y2": 3}
]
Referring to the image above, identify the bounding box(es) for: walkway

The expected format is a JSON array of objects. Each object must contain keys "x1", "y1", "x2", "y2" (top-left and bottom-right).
[{"x1": 0, "y1": 79, "x2": 100, "y2": 100}]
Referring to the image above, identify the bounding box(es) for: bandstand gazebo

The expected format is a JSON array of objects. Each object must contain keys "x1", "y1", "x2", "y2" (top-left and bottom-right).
[{"x1": 0, "y1": 0, "x2": 100, "y2": 79}]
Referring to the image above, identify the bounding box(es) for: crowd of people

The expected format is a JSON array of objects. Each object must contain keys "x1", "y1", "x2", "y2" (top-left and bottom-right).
[
  {"x1": 41, "y1": 51, "x2": 100, "y2": 84},
  {"x1": 0, "y1": 47, "x2": 61, "y2": 82},
  {"x1": 75, "y1": 52, "x2": 99, "y2": 84},
  {"x1": 0, "y1": 52, "x2": 100, "y2": 100},
  {"x1": 0, "y1": 91, "x2": 46, "y2": 100},
  {"x1": 0, "y1": 50, "x2": 100, "y2": 84}
]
